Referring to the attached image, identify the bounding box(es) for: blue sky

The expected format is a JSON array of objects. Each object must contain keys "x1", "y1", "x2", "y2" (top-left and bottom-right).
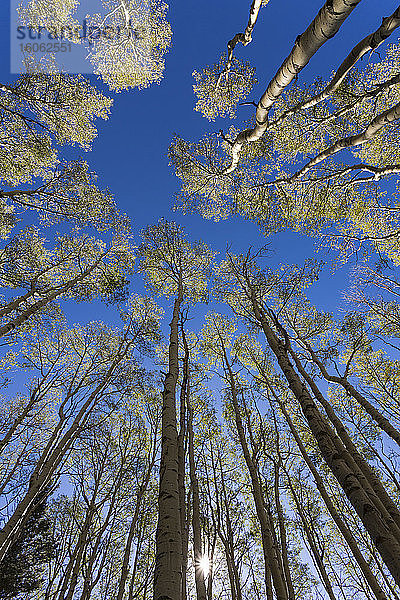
[{"x1": 1, "y1": 0, "x2": 391, "y2": 320}]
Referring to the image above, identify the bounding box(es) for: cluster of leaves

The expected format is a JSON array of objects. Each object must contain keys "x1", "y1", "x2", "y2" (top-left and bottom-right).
[
  {"x1": 193, "y1": 53, "x2": 257, "y2": 121},
  {"x1": 18, "y1": 0, "x2": 172, "y2": 92},
  {"x1": 0, "y1": 72, "x2": 112, "y2": 187},
  {"x1": 87, "y1": 0, "x2": 172, "y2": 92},
  {"x1": 179, "y1": 18, "x2": 400, "y2": 263}
]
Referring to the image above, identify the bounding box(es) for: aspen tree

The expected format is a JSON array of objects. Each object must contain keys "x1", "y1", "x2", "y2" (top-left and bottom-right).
[
  {"x1": 0, "y1": 228, "x2": 135, "y2": 339},
  {"x1": 137, "y1": 220, "x2": 214, "y2": 600},
  {"x1": 187, "y1": 395, "x2": 207, "y2": 600},
  {"x1": 216, "y1": 252, "x2": 400, "y2": 584},
  {"x1": 172, "y1": 2, "x2": 400, "y2": 260},
  {"x1": 0, "y1": 295, "x2": 162, "y2": 565},
  {"x1": 116, "y1": 403, "x2": 160, "y2": 600},
  {"x1": 200, "y1": 313, "x2": 291, "y2": 600},
  {"x1": 0, "y1": 73, "x2": 112, "y2": 187},
  {"x1": 0, "y1": 161, "x2": 123, "y2": 233}
]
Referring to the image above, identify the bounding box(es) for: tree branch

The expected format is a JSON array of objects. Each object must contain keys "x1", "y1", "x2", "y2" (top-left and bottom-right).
[
  {"x1": 270, "y1": 5, "x2": 400, "y2": 129},
  {"x1": 223, "y1": 0, "x2": 363, "y2": 174}
]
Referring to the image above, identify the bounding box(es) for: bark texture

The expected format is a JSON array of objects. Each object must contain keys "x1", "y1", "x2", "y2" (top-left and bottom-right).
[
  {"x1": 250, "y1": 296, "x2": 400, "y2": 585},
  {"x1": 154, "y1": 288, "x2": 183, "y2": 600},
  {"x1": 277, "y1": 397, "x2": 388, "y2": 600},
  {"x1": 271, "y1": 5, "x2": 400, "y2": 127},
  {"x1": 224, "y1": 0, "x2": 363, "y2": 173},
  {"x1": 226, "y1": 0, "x2": 264, "y2": 72}
]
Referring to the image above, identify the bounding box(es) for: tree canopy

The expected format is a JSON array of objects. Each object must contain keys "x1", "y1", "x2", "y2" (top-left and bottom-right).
[{"x1": 2, "y1": 1, "x2": 400, "y2": 600}]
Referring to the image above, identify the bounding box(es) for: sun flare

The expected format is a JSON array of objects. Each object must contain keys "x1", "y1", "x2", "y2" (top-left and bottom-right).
[{"x1": 199, "y1": 555, "x2": 210, "y2": 576}]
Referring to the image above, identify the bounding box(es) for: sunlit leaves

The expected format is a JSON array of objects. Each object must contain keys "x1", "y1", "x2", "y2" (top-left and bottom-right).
[
  {"x1": 137, "y1": 219, "x2": 216, "y2": 303},
  {"x1": 193, "y1": 53, "x2": 257, "y2": 121},
  {"x1": 0, "y1": 72, "x2": 112, "y2": 187},
  {"x1": 19, "y1": 0, "x2": 172, "y2": 92},
  {"x1": 199, "y1": 312, "x2": 237, "y2": 367},
  {"x1": 169, "y1": 132, "x2": 270, "y2": 222},
  {"x1": 18, "y1": 0, "x2": 80, "y2": 33},
  {"x1": 1, "y1": 160, "x2": 125, "y2": 232},
  {"x1": 0, "y1": 227, "x2": 137, "y2": 341},
  {"x1": 87, "y1": 0, "x2": 172, "y2": 92},
  {"x1": 182, "y1": 33, "x2": 400, "y2": 263}
]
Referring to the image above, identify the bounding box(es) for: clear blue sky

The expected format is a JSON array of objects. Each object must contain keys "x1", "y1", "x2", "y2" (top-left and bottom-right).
[{"x1": 1, "y1": 0, "x2": 391, "y2": 318}]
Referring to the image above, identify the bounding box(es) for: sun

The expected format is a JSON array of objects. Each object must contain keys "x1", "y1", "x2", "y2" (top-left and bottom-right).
[{"x1": 199, "y1": 555, "x2": 210, "y2": 576}]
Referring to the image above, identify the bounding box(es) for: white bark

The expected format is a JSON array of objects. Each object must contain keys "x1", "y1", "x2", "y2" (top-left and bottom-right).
[
  {"x1": 154, "y1": 286, "x2": 183, "y2": 600},
  {"x1": 249, "y1": 292, "x2": 400, "y2": 584},
  {"x1": 290, "y1": 101, "x2": 400, "y2": 180},
  {"x1": 224, "y1": 0, "x2": 363, "y2": 173},
  {"x1": 225, "y1": 0, "x2": 265, "y2": 72},
  {"x1": 271, "y1": 5, "x2": 400, "y2": 127}
]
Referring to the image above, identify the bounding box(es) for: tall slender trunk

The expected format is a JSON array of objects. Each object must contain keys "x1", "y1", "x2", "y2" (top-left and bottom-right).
[
  {"x1": 217, "y1": 329, "x2": 289, "y2": 600},
  {"x1": 187, "y1": 396, "x2": 207, "y2": 600},
  {"x1": 128, "y1": 514, "x2": 148, "y2": 600},
  {"x1": 154, "y1": 281, "x2": 183, "y2": 600},
  {"x1": 117, "y1": 437, "x2": 157, "y2": 600},
  {"x1": 207, "y1": 532, "x2": 217, "y2": 600},
  {"x1": 218, "y1": 457, "x2": 242, "y2": 600},
  {"x1": 0, "y1": 387, "x2": 42, "y2": 455},
  {"x1": 251, "y1": 296, "x2": 400, "y2": 585},
  {"x1": 56, "y1": 463, "x2": 108, "y2": 600},
  {"x1": 285, "y1": 471, "x2": 338, "y2": 600},
  {"x1": 0, "y1": 334, "x2": 130, "y2": 562},
  {"x1": 57, "y1": 503, "x2": 96, "y2": 600},
  {"x1": 270, "y1": 384, "x2": 389, "y2": 600},
  {"x1": 290, "y1": 346, "x2": 400, "y2": 539},
  {"x1": 178, "y1": 324, "x2": 189, "y2": 600},
  {"x1": 272, "y1": 460, "x2": 295, "y2": 600},
  {"x1": 79, "y1": 473, "x2": 125, "y2": 600}
]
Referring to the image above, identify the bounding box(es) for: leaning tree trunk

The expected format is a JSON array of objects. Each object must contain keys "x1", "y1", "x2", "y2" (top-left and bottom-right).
[
  {"x1": 299, "y1": 341, "x2": 400, "y2": 450},
  {"x1": 285, "y1": 471, "x2": 338, "y2": 600},
  {"x1": 184, "y1": 324, "x2": 207, "y2": 600},
  {"x1": 250, "y1": 295, "x2": 400, "y2": 585},
  {"x1": 275, "y1": 396, "x2": 387, "y2": 600},
  {"x1": 0, "y1": 253, "x2": 106, "y2": 338},
  {"x1": 187, "y1": 399, "x2": 207, "y2": 600},
  {"x1": 116, "y1": 434, "x2": 157, "y2": 600},
  {"x1": 290, "y1": 101, "x2": 400, "y2": 180},
  {"x1": 289, "y1": 346, "x2": 400, "y2": 538},
  {"x1": 270, "y1": 5, "x2": 400, "y2": 127},
  {"x1": 0, "y1": 389, "x2": 100, "y2": 562},
  {"x1": 224, "y1": 0, "x2": 363, "y2": 173}
]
